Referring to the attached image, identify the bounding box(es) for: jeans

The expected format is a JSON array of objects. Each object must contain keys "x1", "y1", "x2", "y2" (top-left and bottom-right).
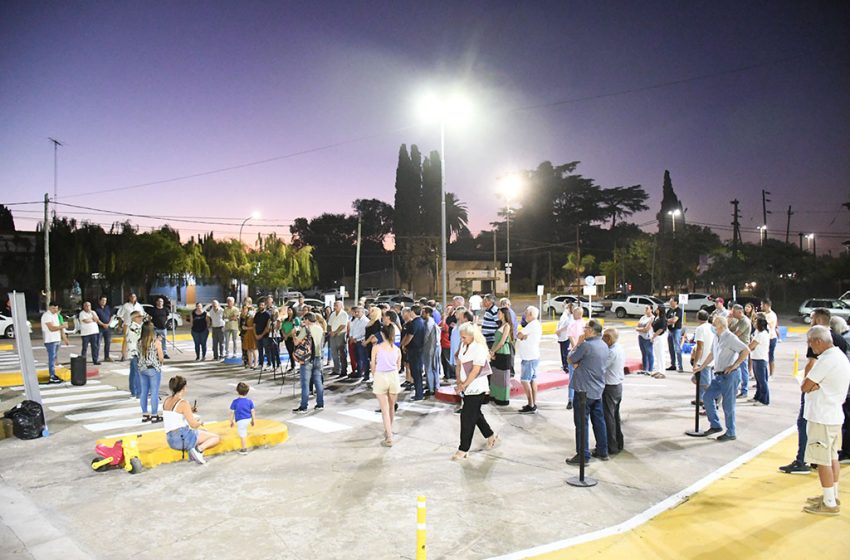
[
  {"x1": 129, "y1": 356, "x2": 140, "y2": 397},
  {"x1": 407, "y1": 348, "x2": 424, "y2": 399},
  {"x1": 225, "y1": 329, "x2": 239, "y2": 356},
  {"x1": 753, "y1": 359, "x2": 769, "y2": 404},
  {"x1": 796, "y1": 393, "x2": 807, "y2": 464},
  {"x1": 458, "y1": 393, "x2": 493, "y2": 452},
  {"x1": 330, "y1": 334, "x2": 347, "y2": 375},
  {"x1": 299, "y1": 357, "x2": 324, "y2": 409},
  {"x1": 558, "y1": 340, "x2": 571, "y2": 371},
  {"x1": 191, "y1": 330, "x2": 208, "y2": 359},
  {"x1": 99, "y1": 328, "x2": 112, "y2": 361},
  {"x1": 45, "y1": 341, "x2": 60, "y2": 379},
  {"x1": 698, "y1": 366, "x2": 714, "y2": 402},
  {"x1": 81, "y1": 334, "x2": 99, "y2": 364},
  {"x1": 211, "y1": 327, "x2": 224, "y2": 359},
  {"x1": 637, "y1": 336, "x2": 653, "y2": 371},
  {"x1": 574, "y1": 395, "x2": 608, "y2": 459},
  {"x1": 139, "y1": 367, "x2": 161, "y2": 415},
  {"x1": 155, "y1": 328, "x2": 168, "y2": 356},
  {"x1": 704, "y1": 369, "x2": 741, "y2": 437},
  {"x1": 667, "y1": 328, "x2": 683, "y2": 370},
  {"x1": 603, "y1": 384, "x2": 624, "y2": 454},
  {"x1": 738, "y1": 361, "x2": 749, "y2": 396}
]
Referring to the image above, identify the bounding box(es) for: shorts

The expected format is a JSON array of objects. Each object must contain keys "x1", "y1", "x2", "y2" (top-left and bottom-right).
[
  {"x1": 521, "y1": 359, "x2": 539, "y2": 382},
  {"x1": 372, "y1": 371, "x2": 402, "y2": 395},
  {"x1": 166, "y1": 426, "x2": 198, "y2": 451},
  {"x1": 804, "y1": 421, "x2": 841, "y2": 465},
  {"x1": 236, "y1": 418, "x2": 251, "y2": 438}
]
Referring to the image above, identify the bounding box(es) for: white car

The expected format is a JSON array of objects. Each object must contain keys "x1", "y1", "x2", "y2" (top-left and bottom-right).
[
  {"x1": 610, "y1": 295, "x2": 664, "y2": 318},
  {"x1": 543, "y1": 295, "x2": 605, "y2": 316},
  {"x1": 0, "y1": 312, "x2": 32, "y2": 339}
]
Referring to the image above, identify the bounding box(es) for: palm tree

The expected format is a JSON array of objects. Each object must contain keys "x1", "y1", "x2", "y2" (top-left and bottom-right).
[{"x1": 445, "y1": 192, "x2": 471, "y2": 241}]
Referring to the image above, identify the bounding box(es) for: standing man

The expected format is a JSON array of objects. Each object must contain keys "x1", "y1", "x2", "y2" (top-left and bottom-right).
[
  {"x1": 666, "y1": 297, "x2": 684, "y2": 372},
  {"x1": 800, "y1": 325, "x2": 850, "y2": 515},
  {"x1": 401, "y1": 305, "x2": 426, "y2": 401},
  {"x1": 94, "y1": 295, "x2": 113, "y2": 362},
  {"x1": 480, "y1": 294, "x2": 499, "y2": 346},
  {"x1": 779, "y1": 308, "x2": 849, "y2": 473},
  {"x1": 119, "y1": 293, "x2": 143, "y2": 361},
  {"x1": 693, "y1": 316, "x2": 750, "y2": 441},
  {"x1": 253, "y1": 300, "x2": 272, "y2": 371},
  {"x1": 602, "y1": 327, "x2": 625, "y2": 455},
  {"x1": 150, "y1": 297, "x2": 170, "y2": 360},
  {"x1": 209, "y1": 300, "x2": 225, "y2": 361},
  {"x1": 566, "y1": 319, "x2": 609, "y2": 463},
  {"x1": 292, "y1": 312, "x2": 326, "y2": 413},
  {"x1": 41, "y1": 301, "x2": 69, "y2": 384},
  {"x1": 762, "y1": 299, "x2": 779, "y2": 377},
  {"x1": 690, "y1": 310, "x2": 715, "y2": 405},
  {"x1": 223, "y1": 297, "x2": 240, "y2": 358},
  {"x1": 78, "y1": 301, "x2": 100, "y2": 365},
  {"x1": 516, "y1": 305, "x2": 542, "y2": 413},
  {"x1": 730, "y1": 304, "x2": 752, "y2": 398},
  {"x1": 328, "y1": 300, "x2": 349, "y2": 377}
]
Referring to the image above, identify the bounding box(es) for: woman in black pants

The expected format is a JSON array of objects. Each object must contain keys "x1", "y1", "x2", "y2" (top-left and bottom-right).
[{"x1": 452, "y1": 322, "x2": 500, "y2": 460}]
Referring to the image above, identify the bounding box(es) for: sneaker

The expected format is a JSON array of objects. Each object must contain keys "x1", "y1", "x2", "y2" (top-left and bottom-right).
[
  {"x1": 807, "y1": 495, "x2": 841, "y2": 506},
  {"x1": 566, "y1": 454, "x2": 592, "y2": 465},
  {"x1": 292, "y1": 407, "x2": 308, "y2": 414},
  {"x1": 238, "y1": 448, "x2": 248, "y2": 455},
  {"x1": 703, "y1": 427, "x2": 723, "y2": 436},
  {"x1": 778, "y1": 460, "x2": 811, "y2": 474},
  {"x1": 803, "y1": 500, "x2": 840, "y2": 516},
  {"x1": 717, "y1": 433, "x2": 737, "y2": 442},
  {"x1": 314, "y1": 404, "x2": 324, "y2": 411},
  {"x1": 188, "y1": 447, "x2": 206, "y2": 465}
]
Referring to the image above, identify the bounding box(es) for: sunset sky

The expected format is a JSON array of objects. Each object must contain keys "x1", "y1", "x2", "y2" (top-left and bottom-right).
[{"x1": 2, "y1": 1, "x2": 848, "y2": 252}]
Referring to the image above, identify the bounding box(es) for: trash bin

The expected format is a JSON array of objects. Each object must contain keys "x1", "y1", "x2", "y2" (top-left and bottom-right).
[{"x1": 71, "y1": 355, "x2": 87, "y2": 386}]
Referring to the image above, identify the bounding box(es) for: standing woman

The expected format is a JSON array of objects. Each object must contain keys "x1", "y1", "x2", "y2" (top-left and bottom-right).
[
  {"x1": 371, "y1": 322, "x2": 402, "y2": 446},
  {"x1": 241, "y1": 300, "x2": 257, "y2": 369},
  {"x1": 488, "y1": 307, "x2": 514, "y2": 406},
  {"x1": 190, "y1": 303, "x2": 211, "y2": 361},
  {"x1": 162, "y1": 376, "x2": 221, "y2": 465},
  {"x1": 636, "y1": 305, "x2": 655, "y2": 373},
  {"x1": 453, "y1": 322, "x2": 499, "y2": 460},
  {"x1": 749, "y1": 315, "x2": 770, "y2": 405},
  {"x1": 650, "y1": 306, "x2": 668, "y2": 375},
  {"x1": 138, "y1": 321, "x2": 164, "y2": 423},
  {"x1": 281, "y1": 306, "x2": 300, "y2": 371}
]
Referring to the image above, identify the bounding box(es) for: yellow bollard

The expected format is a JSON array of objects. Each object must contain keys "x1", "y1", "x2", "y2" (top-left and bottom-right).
[{"x1": 416, "y1": 495, "x2": 427, "y2": 560}]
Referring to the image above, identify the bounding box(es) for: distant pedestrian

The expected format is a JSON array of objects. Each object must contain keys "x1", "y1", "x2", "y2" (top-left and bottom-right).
[
  {"x1": 602, "y1": 327, "x2": 625, "y2": 455},
  {"x1": 41, "y1": 301, "x2": 69, "y2": 384},
  {"x1": 636, "y1": 305, "x2": 654, "y2": 373},
  {"x1": 94, "y1": 295, "x2": 113, "y2": 362},
  {"x1": 371, "y1": 322, "x2": 402, "y2": 446},
  {"x1": 516, "y1": 306, "x2": 542, "y2": 413},
  {"x1": 666, "y1": 298, "x2": 684, "y2": 371},
  {"x1": 78, "y1": 301, "x2": 100, "y2": 365},
  {"x1": 453, "y1": 322, "x2": 499, "y2": 460},
  {"x1": 149, "y1": 297, "x2": 171, "y2": 359},
  {"x1": 229, "y1": 382, "x2": 256, "y2": 455},
  {"x1": 209, "y1": 300, "x2": 225, "y2": 360},
  {"x1": 190, "y1": 303, "x2": 211, "y2": 361},
  {"x1": 223, "y1": 297, "x2": 240, "y2": 359},
  {"x1": 749, "y1": 315, "x2": 771, "y2": 405},
  {"x1": 567, "y1": 319, "x2": 609, "y2": 463},
  {"x1": 137, "y1": 321, "x2": 164, "y2": 423}
]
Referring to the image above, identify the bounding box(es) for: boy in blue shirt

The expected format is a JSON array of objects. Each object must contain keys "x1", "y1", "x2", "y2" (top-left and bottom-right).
[{"x1": 229, "y1": 382, "x2": 255, "y2": 455}]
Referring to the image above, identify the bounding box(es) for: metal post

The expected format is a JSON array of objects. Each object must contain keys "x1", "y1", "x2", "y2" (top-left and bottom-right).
[
  {"x1": 567, "y1": 391, "x2": 597, "y2": 487},
  {"x1": 354, "y1": 213, "x2": 362, "y2": 303},
  {"x1": 43, "y1": 193, "x2": 51, "y2": 307},
  {"x1": 439, "y1": 121, "x2": 448, "y2": 313}
]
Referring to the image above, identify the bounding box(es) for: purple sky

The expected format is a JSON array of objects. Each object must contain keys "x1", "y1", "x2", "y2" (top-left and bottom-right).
[{"x1": 2, "y1": 1, "x2": 849, "y2": 252}]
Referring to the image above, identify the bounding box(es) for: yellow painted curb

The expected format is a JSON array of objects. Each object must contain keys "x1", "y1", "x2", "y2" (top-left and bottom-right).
[
  {"x1": 530, "y1": 434, "x2": 850, "y2": 559},
  {"x1": 0, "y1": 368, "x2": 71, "y2": 388},
  {"x1": 95, "y1": 419, "x2": 288, "y2": 468}
]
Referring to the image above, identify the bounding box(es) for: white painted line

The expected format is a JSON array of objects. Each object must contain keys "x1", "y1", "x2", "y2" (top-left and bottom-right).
[
  {"x1": 488, "y1": 424, "x2": 797, "y2": 560},
  {"x1": 35, "y1": 385, "x2": 116, "y2": 397},
  {"x1": 289, "y1": 416, "x2": 352, "y2": 433},
  {"x1": 337, "y1": 408, "x2": 383, "y2": 423},
  {"x1": 49, "y1": 398, "x2": 136, "y2": 412},
  {"x1": 42, "y1": 390, "x2": 130, "y2": 404},
  {"x1": 66, "y1": 406, "x2": 141, "y2": 421}
]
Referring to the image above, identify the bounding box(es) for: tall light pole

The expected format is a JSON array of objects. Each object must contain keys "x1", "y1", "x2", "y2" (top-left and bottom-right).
[
  {"x1": 667, "y1": 208, "x2": 681, "y2": 233},
  {"x1": 238, "y1": 211, "x2": 260, "y2": 304}
]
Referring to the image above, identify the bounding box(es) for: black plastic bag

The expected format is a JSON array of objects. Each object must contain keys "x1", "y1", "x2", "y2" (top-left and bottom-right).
[{"x1": 4, "y1": 400, "x2": 45, "y2": 440}]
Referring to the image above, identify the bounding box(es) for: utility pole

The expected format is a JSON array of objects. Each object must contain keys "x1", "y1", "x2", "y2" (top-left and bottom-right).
[
  {"x1": 43, "y1": 193, "x2": 51, "y2": 307},
  {"x1": 353, "y1": 213, "x2": 362, "y2": 303},
  {"x1": 730, "y1": 199, "x2": 742, "y2": 259},
  {"x1": 785, "y1": 206, "x2": 793, "y2": 244},
  {"x1": 48, "y1": 137, "x2": 63, "y2": 219}
]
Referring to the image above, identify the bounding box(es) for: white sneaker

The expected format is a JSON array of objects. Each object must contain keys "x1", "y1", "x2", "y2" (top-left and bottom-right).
[{"x1": 188, "y1": 447, "x2": 206, "y2": 465}]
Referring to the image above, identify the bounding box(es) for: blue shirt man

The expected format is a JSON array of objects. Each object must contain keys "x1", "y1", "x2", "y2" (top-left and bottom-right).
[{"x1": 567, "y1": 320, "x2": 610, "y2": 462}]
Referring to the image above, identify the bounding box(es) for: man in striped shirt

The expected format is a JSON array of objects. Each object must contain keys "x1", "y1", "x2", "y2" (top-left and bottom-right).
[{"x1": 481, "y1": 294, "x2": 499, "y2": 346}]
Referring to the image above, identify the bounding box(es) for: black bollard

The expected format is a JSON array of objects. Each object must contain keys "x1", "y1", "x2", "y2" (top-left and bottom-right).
[
  {"x1": 685, "y1": 370, "x2": 707, "y2": 437},
  {"x1": 567, "y1": 391, "x2": 598, "y2": 487}
]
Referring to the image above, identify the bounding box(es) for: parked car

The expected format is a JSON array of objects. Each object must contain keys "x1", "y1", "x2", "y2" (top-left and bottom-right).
[
  {"x1": 680, "y1": 293, "x2": 714, "y2": 313},
  {"x1": 610, "y1": 295, "x2": 664, "y2": 318},
  {"x1": 0, "y1": 312, "x2": 32, "y2": 339},
  {"x1": 543, "y1": 295, "x2": 605, "y2": 316},
  {"x1": 798, "y1": 298, "x2": 850, "y2": 324}
]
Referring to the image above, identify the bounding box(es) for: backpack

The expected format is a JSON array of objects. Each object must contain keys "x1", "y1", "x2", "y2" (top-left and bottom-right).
[{"x1": 293, "y1": 327, "x2": 314, "y2": 363}]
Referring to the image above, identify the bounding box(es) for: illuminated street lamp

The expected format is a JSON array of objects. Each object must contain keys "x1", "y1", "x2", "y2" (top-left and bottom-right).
[
  {"x1": 416, "y1": 89, "x2": 473, "y2": 311},
  {"x1": 667, "y1": 208, "x2": 681, "y2": 233},
  {"x1": 499, "y1": 174, "x2": 524, "y2": 297},
  {"x1": 238, "y1": 211, "x2": 261, "y2": 304}
]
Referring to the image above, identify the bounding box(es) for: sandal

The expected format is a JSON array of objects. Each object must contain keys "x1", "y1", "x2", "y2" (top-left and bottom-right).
[{"x1": 141, "y1": 415, "x2": 151, "y2": 422}]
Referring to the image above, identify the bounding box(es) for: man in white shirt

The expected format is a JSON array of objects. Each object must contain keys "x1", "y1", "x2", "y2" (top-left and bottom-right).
[
  {"x1": 690, "y1": 310, "x2": 715, "y2": 405},
  {"x1": 602, "y1": 327, "x2": 625, "y2": 455},
  {"x1": 762, "y1": 299, "x2": 779, "y2": 376},
  {"x1": 119, "y1": 293, "x2": 143, "y2": 361},
  {"x1": 328, "y1": 300, "x2": 349, "y2": 377},
  {"x1": 516, "y1": 306, "x2": 542, "y2": 413},
  {"x1": 348, "y1": 307, "x2": 368, "y2": 377},
  {"x1": 801, "y1": 326, "x2": 850, "y2": 515},
  {"x1": 41, "y1": 301, "x2": 69, "y2": 383},
  {"x1": 78, "y1": 301, "x2": 101, "y2": 365}
]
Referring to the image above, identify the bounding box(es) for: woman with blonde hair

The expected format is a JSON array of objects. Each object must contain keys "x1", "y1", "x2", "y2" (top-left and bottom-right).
[{"x1": 453, "y1": 322, "x2": 499, "y2": 460}]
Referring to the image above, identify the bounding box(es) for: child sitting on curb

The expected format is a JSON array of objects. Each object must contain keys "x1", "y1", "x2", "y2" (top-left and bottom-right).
[{"x1": 229, "y1": 382, "x2": 255, "y2": 455}]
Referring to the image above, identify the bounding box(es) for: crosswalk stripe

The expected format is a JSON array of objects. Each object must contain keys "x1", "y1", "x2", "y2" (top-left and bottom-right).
[
  {"x1": 49, "y1": 398, "x2": 136, "y2": 413},
  {"x1": 289, "y1": 416, "x2": 352, "y2": 433},
  {"x1": 42, "y1": 390, "x2": 130, "y2": 404},
  {"x1": 337, "y1": 408, "x2": 383, "y2": 423},
  {"x1": 66, "y1": 406, "x2": 141, "y2": 421}
]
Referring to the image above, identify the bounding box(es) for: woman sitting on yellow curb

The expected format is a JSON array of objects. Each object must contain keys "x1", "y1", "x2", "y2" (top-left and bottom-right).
[{"x1": 162, "y1": 376, "x2": 220, "y2": 465}]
